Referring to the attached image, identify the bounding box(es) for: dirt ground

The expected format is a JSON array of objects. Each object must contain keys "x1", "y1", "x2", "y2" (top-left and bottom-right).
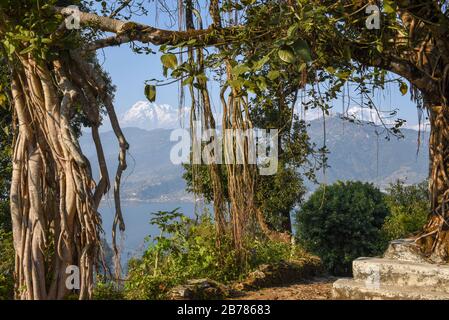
[{"x1": 231, "y1": 277, "x2": 336, "y2": 300}]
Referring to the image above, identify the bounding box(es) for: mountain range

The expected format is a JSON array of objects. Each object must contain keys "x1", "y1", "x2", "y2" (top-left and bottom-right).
[
  {"x1": 120, "y1": 101, "x2": 191, "y2": 131},
  {"x1": 307, "y1": 116, "x2": 428, "y2": 190},
  {"x1": 80, "y1": 103, "x2": 429, "y2": 202}
]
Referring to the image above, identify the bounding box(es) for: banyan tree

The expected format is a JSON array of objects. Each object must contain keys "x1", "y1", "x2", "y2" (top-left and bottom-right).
[{"x1": 1, "y1": 0, "x2": 449, "y2": 299}]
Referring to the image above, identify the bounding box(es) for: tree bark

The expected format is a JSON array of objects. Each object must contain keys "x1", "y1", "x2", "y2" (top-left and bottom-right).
[
  {"x1": 417, "y1": 103, "x2": 449, "y2": 262},
  {"x1": 7, "y1": 51, "x2": 126, "y2": 299}
]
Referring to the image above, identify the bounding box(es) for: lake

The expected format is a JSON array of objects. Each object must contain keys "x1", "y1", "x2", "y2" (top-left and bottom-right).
[{"x1": 99, "y1": 200, "x2": 209, "y2": 262}]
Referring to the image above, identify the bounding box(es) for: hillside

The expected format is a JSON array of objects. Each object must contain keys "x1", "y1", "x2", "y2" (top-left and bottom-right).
[
  {"x1": 80, "y1": 116, "x2": 429, "y2": 202},
  {"x1": 308, "y1": 116, "x2": 428, "y2": 190}
]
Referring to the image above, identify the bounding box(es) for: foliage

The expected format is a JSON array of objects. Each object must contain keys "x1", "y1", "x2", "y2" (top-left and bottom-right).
[
  {"x1": 124, "y1": 208, "x2": 303, "y2": 300},
  {"x1": 0, "y1": 230, "x2": 14, "y2": 300},
  {"x1": 92, "y1": 276, "x2": 124, "y2": 300},
  {"x1": 255, "y1": 165, "x2": 305, "y2": 232},
  {"x1": 0, "y1": 62, "x2": 12, "y2": 300},
  {"x1": 0, "y1": 0, "x2": 446, "y2": 299},
  {"x1": 295, "y1": 181, "x2": 389, "y2": 275},
  {"x1": 382, "y1": 180, "x2": 429, "y2": 241},
  {"x1": 183, "y1": 163, "x2": 229, "y2": 204},
  {"x1": 0, "y1": 61, "x2": 12, "y2": 232},
  {"x1": 183, "y1": 119, "x2": 318, "y2": 233}
]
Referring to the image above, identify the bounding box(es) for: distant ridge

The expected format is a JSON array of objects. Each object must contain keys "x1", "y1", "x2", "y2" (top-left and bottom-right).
[{"x1": 80, "y1": 115, "x2": 429, "y2": 202}]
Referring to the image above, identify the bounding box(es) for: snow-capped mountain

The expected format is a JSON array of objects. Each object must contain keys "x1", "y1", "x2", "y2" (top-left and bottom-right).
[
  {"x1": 301, "y1": 105, "x2": 396, "y2": 124},
  {"x1": 299, "y1": 105, "x2": 429, "y2": 131},
  {"x1": 121, "y1": 101, "x2": 190, "y2": 130},
  {"x1": 120, "y1": 101, "x2": 427, "y2": 132}
]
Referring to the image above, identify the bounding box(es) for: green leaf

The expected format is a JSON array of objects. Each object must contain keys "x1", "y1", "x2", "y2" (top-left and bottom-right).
[
  {"x1": 383, "y1": 0, "x2": 396, "y2": 14},
  {"x1": 229, "y1": 79, "x2": 243, "y2": 90},
  {"x1": 287, "y1": 24, "x2": 298, "y2": 38},
  {"x1": 160, "y1": 54, "x2": 178, "y2": 69},
  {"x1": 257, "y1": 77, "x2": 267, "y2": 91},
  {"x1": 196, "y1": 73, "x2": 208, "y2": 83},
  {"x1": 298, "y1": 62, "x2": 307, "y2": 73},
  {"x1": 325, "y1": 66, "x2": 336, "y2": 74},
  {"x1": 343, "y1": 45, "x2": 351, "y2": 61},
  {"x1": 376, "y1": 43, "x2": 383, "y2": 53},
  {"x1": 267, "y1": 70, "x2": 281, "y2": 81},
  {"x1": 399, "y1": 81, "x2": 408, "y2": 96},
  {"x1": 0, "y1": 94, "x2": 7, "y2": 106},
  {"x1": 292, "y1": 40, "x2": 312, "y2": 62},
  {"x1": 3, "y1": 39, "x2": 15, "y2": 56},
  {"x1": 243, "y1": 80, "x2": 257, "y2": 93},
  {"x1": 232, "y1": 64, "x2": 250, "y2": 76},
  {"x1": 182, "y1": 76, "x2": 194, "y2": 86},
  {"x1": 278, "y1": 46, "x2": 295, "y2": 64},
  {"x1": 252, "y1": 55, "x2": 270, "y2": 70},
  {"x1": 144, "y1": 85, "x2": 156, "y2": 102},
  {"x1": 336, "y1": 70, "x2": 351, "y2": 80},
  {"x1": 19, "y1": 45, "x2": 34, "y2": 55},
  {"x1": 159, "y1": 44, "x2": 168, "y2": 52}
]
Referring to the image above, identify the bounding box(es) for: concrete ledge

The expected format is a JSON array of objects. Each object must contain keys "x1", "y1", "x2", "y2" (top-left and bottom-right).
[
  {"x1": 383, "y1": 239, "x2": 428, "y2": 263},
  {"x1": 332, "y1": 278, "x2": 449, "y2": 300},
  {"x1": 353, "y1": 257, "x2": 449, "y2": 292}
]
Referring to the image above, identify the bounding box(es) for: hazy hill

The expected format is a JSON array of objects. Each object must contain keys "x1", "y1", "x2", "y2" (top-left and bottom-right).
[
  {"x1": 80, "y1": 116, "x2": 429, "y2": 202},
  {"x1": 308, "y1": 116, "x2": 429, "y2": 190},
  {"x1": 80, "y1": 127, "x2": 189, "y2": 202}
]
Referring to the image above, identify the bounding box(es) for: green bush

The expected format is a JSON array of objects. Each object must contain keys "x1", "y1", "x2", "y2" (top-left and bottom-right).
[
  {"x1": 124, "y1": 208, "x2": 305, "y2": 300},
  {"x1": 382, "y1": 180, "x2": 429, "y2": 241},
  {"x1": 295, "y1": 181, "x2": 389, "y2": 275},
  {"x1": 0, "y1": 230, "x2": 14, "y2": 300},
  {"x1": 92, "y1": 277, "x2": 124, "y2": 300}
]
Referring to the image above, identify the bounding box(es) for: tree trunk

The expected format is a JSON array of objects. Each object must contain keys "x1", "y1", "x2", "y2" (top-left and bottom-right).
[
  {"x1": 8, "y1": 51, "x2": 126, "y2": 299},
  {"x1": 417, "y1": 103, "x2": 449, "y2": 263}
]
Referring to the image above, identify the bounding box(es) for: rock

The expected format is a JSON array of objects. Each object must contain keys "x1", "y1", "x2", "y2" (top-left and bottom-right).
[
  {"x1": 333, "y1": 278, "x2": 449, "y2": 300},
  {"x1": 332, "y1": 240, "x2": 449, "y2": 300},
  {"x1": 353, "y1": 257, "x2": 449, "y2": 291},
  {"x1": 235, "y1": 258, "x2": 323, "y2": 291},
  {"x1": 383, "y1": 239, "x2": 429, "y2": 263},
  {"x1": 169, "y1": 279, "x2": 229, "y2": 300}
]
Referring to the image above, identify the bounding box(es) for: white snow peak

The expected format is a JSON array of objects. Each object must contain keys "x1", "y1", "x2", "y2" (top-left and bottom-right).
[{"x1": 121, "y1": 101, "x2": 189, "y2": 130}]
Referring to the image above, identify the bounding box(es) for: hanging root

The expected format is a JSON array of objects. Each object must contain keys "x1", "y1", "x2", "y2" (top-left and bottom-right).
[
  {"x1": 9, "y1": 50, "x2": 127, "y2": 299},
  {"x1": 69, "y1": 50, "x2": 129, "y2": 281},
  {"x1": 415, "y1": 104, "x2": 449, "y2": 263}
]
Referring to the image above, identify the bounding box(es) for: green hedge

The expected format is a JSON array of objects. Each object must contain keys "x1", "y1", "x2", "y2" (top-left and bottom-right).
[{"x1": 295, "y1": 181, "x2": 389, "y2": 275}]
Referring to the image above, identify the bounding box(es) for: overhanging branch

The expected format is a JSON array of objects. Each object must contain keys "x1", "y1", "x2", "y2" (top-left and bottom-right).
[{"x1": 56, "y1": 6, "x2": 240, "y2": 51}]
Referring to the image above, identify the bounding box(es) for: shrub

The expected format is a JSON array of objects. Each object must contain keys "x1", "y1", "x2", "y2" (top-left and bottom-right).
[
  {"x1": 382, "y1": 180, "x2": 429, "y2": 241},
  {"x1": 295, "y1": 181, "x2": 389, "y2": 275},
  {"x1": 0, "y1": 230, "x2": 14, "y2": 300},
  {"x1": 92, "y1": 277, "x2": 124, "y2": 300},
  {"x1": 124, "y1": 208, "x2": 307, "y2": 299}
]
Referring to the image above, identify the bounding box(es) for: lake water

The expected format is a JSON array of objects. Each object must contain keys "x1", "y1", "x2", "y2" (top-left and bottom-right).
[{"x1": 99, "y1": 200, "x2": 209, "y2": 262}]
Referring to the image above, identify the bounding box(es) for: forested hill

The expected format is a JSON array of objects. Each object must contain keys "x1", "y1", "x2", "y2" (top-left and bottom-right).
[
  {"x1": 307, "y1": 116, "x2": 429, "y2": 190},
  {"x1": 80, "y1": 116, "x2": 429, "y2": 202}
]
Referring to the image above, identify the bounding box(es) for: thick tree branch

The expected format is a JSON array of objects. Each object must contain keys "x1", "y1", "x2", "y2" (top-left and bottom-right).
[{"x1": 56, "y1": 6, "x2": 240, "y2": 51}]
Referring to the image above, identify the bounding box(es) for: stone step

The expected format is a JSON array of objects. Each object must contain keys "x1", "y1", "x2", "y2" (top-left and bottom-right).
[
  {"x1": 352, "y1": 257, "x2": 449, "y2": 292},
  {"x1": 332, "y1": 278, "x2": 449, "y2": 300},
  {"x1": 383, "y1": 239, "x2": 429, "y2": 263}
]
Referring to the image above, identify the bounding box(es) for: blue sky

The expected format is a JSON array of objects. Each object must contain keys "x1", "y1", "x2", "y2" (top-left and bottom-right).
[
  {"x1": 96, "y1": 2, "x2": 427, "y2": 130},
  {"x1": 101, "y1": 43, "x2": 426, "y2": 128}
]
